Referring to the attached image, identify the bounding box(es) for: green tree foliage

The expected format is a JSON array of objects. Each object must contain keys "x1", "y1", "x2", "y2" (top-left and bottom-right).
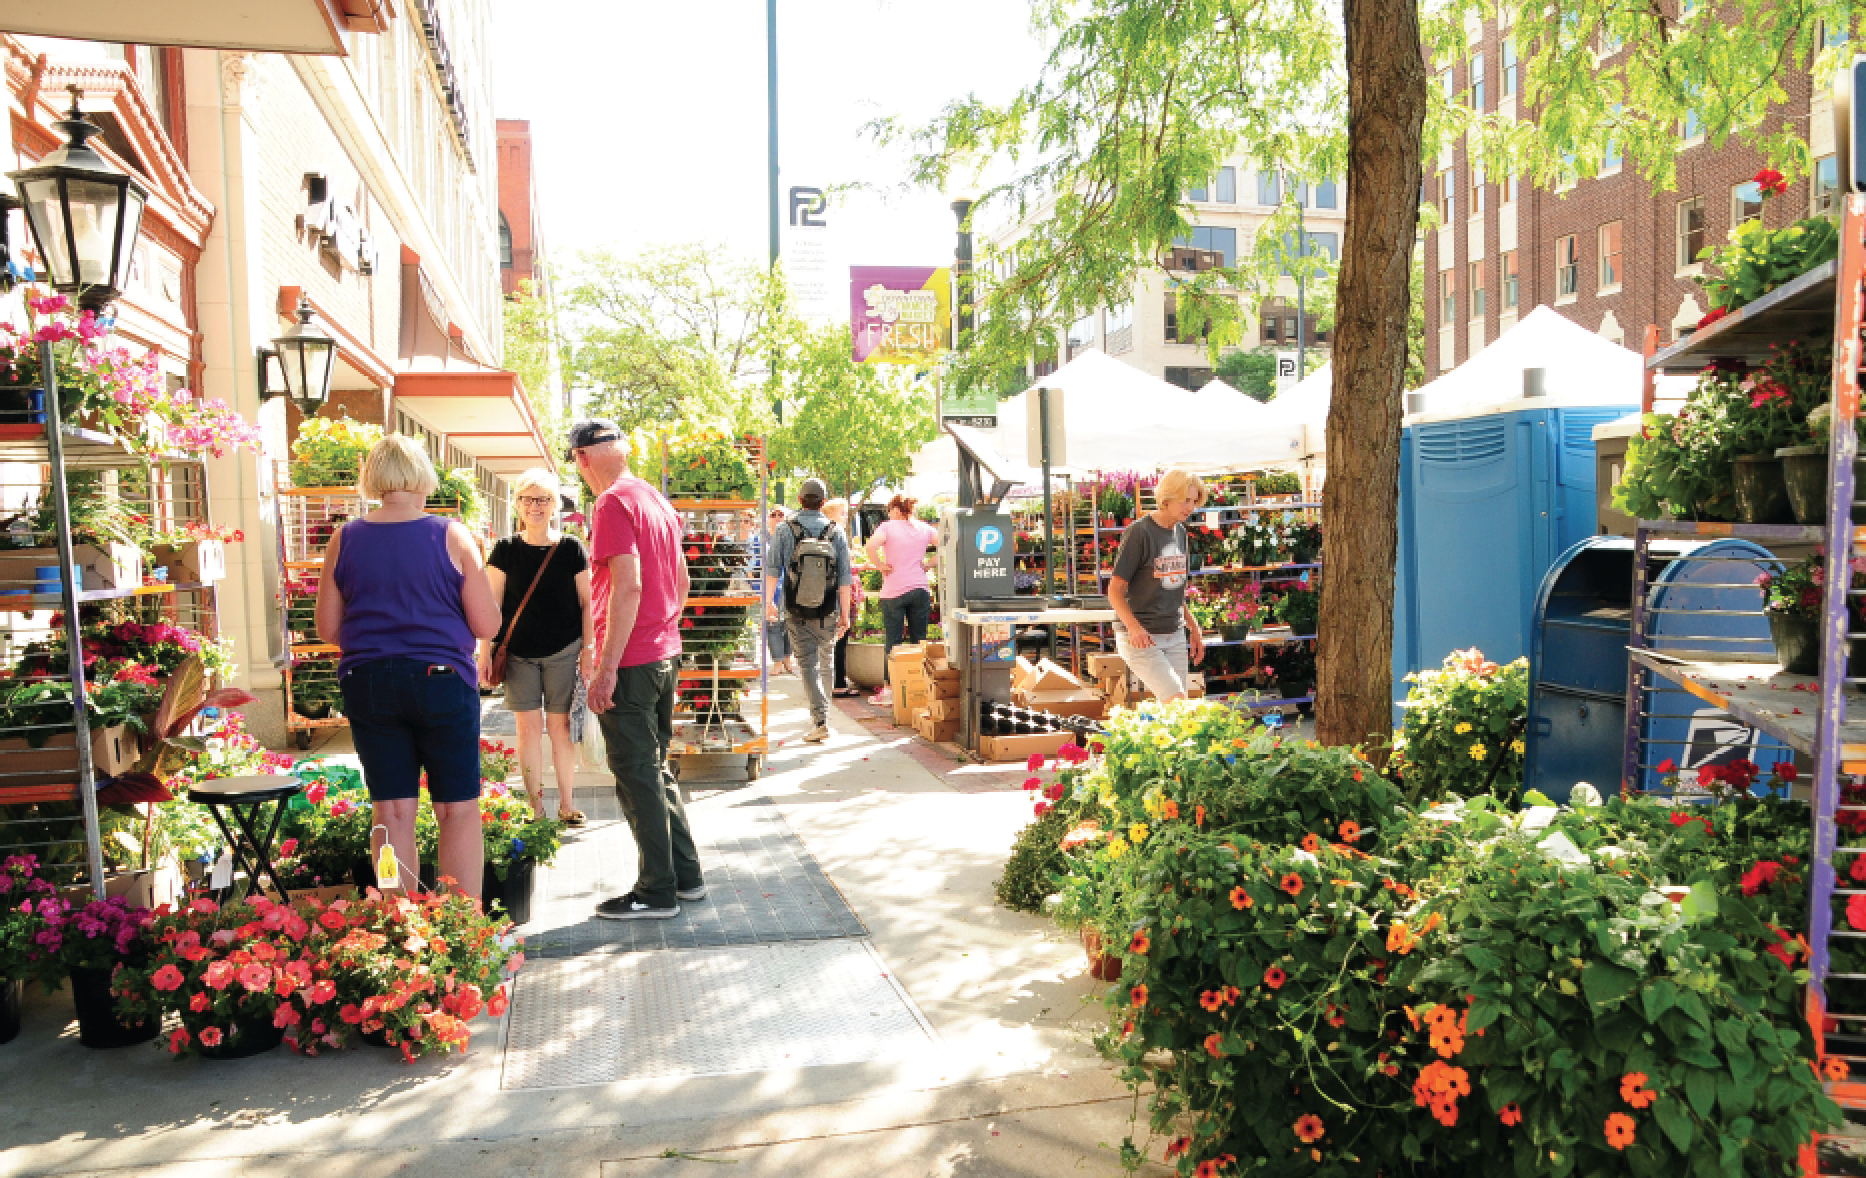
[
  {"x1": 768, "y1": 325, "x2": 940, "y2": 505},
  {"x1": 881, "y1": 0, "x2": 1852, "y2": 746},
  {"x1": 1215, "y1": 347, "x2": 1325, "y2": 401},
  {"x1": 558, "y1": 244, "x2": 785, "y2": 436},
  {"x1": 501, "y1": 277, "x2": 568, "y2": 460}
]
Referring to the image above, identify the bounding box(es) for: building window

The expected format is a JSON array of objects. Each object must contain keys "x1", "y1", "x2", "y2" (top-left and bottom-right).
[
  {"x1": 1677, "y1": 198, "x2": 1706, "y2": 269},
  {"x1": 1503, "y1": 174, "x2": 1519, "y2": 205},
  {"x1": 1165, "y1": 366, "x2": 1214, "y2": 391},
  {"x1": 1171, "y1": 226, "x2": 1238, "y2": 268},
  {"x1": 1304, "y1": 230, "x2": 1340, "y2": 261},
  {"x1": 1502, "y1": 41, "x2": 1518, "y2": 97},
  {"x1": 1440, "y1": 66, "x2": 1456, "y2": 106},
  {"x1": 1556, "y1": 235, "x2": 1579, "y2": 298},
  {"x1": 1469, "y1": 261, "x2": 1486, "y2": 319},
  {"x1": 1067, "y1": 314, "x2": 1096, "y2": 359},
  {"x1": 1187, "y1": 180, "x2": 1209, "y2": 202},
  {"x1": 1469, "y1": 167, "x2": 1485, "y2": 217},
  {"x1": 1502, "y1": 250, "x2": 1519, "y2": 310},
  {"x1": 1437, "y1": 171, "x2": 1455, "y2": 225},
  {"x1": 1441, "y1": 267, "x2": 1456, "y2": 322},
  {"x1": 132, "y1": 47, "x2": 176, "y2": 144},
  {"x1": 1815, "y1": 155, "x2": 1840, "y2": 216},
  {"x1": 1262, "y1": 314, "x2": 1280, "y2": 343},
  {"x1": 1285, "y1": 315, "x2": 1300, "y2": 341},
  {"x1": 1106, "y1": 302, "x2": 1134, "y2": 354},
  {"x1": 1470, "y1": 52, "x2": 1486, "y2": 112},
  {"x1": 1598, "y1": 221, "x2": 1622, "y2": 291},
  {"x1": 1164, "y1": 294, "x2": 1180, "y2": 342},
  {"x1": 498, "y1": 212, "x2": 513, "y2": 268},
  {"x1": 1215, "y1": 166, "x2": 1237, "y2": 204},
  {"x1": 1681, "y1": 107, "x2": 1705, "y2": 143},
  {"x1": 1314, "y1": 177, "x2": 1338, "y2": 209},
  {"x1": 1257, "y1": 169, "x2": 1281, "y2": 205},
  {"x1": 1732, "y1": 181, "x2": 1764, "y2": 227}
]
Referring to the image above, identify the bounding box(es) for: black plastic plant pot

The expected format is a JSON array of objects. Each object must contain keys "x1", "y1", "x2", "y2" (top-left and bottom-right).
[
  {"x1": 189, "y1": 1012, "x2": 285, "y2": 1059},
  {"x1": 0, "y1": 977, "x2": 22, "y2": 1044},
  {"x1": 483, "y1": 859, "x2": 536, "y2": 926},
  {"x1": 1768, "y1": 611, "x2": 1820, "y2": 676},
  {"x1": 69, "y1": 965, "x2": 157, "y2": 1049},
  {"x1": 1777, "y1": 445, "x2": 1866, "y2": 526},
  {"x1": 1733, "y1": 455, "x2": 1795, "y2": 525}
]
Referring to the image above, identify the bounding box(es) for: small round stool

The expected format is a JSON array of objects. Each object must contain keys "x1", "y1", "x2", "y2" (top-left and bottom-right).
[{"x1": 186, "y1": 775, "x2": 303, "y2": 902}]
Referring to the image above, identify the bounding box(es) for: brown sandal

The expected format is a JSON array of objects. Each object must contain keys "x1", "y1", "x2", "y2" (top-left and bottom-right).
[{"x1": 558, "y1": 809, "x2": 587, "y2": 827}]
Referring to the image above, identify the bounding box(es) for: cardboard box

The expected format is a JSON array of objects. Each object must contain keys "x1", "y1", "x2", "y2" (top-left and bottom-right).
[
  {"x1": 0, "y1": 543, "x2": 143, "y2": 594},
  {"x1": 923, "y1": 642, "x2": 947, "y2": 662},
  {"x1": 978, "y1": 731, "x2": 1076, "y2": 762},
  {"x1": 916, "y1": 713, "x2": 960, "y2": 743},
  {"x1": 1025, "y1": 658, "x2": 1082, "y2": 692},
  {"x1": 927, "y1": 694, "x2": 964, "y2": 721},
  {"x1": 1013, "y1": 656, "x2": 1038, "y2": 689},
  {"x1": 1017, "y1": 689, "x2": 1105, "y2": 720},
  {"x1": 148, "y1": 538, "x2": 227, "y2": 585},
  {"x1": 927, "y1": 676, "x2": 960, "y2": 700},
  {"x1": 0, "y1": 723, "x2": 140, "y2": 789},
  {"x1": 1087, "y1": 653, "x2": 1127, "y2": 679},
  {"x1": 923, "y1": 659, "x2": 960, "y2": 682},
  {"x1": 287, "y1": 884, "x2": 360, "y2": 906}
]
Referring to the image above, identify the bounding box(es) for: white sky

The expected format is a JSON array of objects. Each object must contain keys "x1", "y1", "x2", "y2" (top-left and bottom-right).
[{"x1": 492, "y1": 0, "x2": 1051, "y2": 284}]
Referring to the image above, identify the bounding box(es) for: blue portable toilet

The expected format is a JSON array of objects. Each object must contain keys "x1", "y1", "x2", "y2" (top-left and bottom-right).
[
  {"x1": 1392, "y1": 308, "x2": 1640, "y2": 716},
  {"x1": 1525, "y1": 536, "x2": 1797, "y2": 802}
]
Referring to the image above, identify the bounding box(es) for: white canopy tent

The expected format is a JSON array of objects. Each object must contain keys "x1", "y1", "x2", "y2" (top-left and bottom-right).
[{"x1": 1406, "y1": 305, "x2": 1642, "y2": 422}]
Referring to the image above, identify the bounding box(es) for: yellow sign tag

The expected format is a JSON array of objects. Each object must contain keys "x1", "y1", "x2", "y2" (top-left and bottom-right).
[{"x1": 375, "y1": 843, "x2": 399, "y2": 890}]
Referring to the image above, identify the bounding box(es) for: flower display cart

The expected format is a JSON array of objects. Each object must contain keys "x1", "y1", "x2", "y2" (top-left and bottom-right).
[
  {"x1": 666, "y1": 436, "x2": 768, "y2": 781},
  {"x1": 275, "y1": 474, "x2": 361, "y2": 749},
  {"x1": 0, "y1": 422, "x2": 225, "y2": 896},
  {"x1": 1616, "y1": 194, "x2": 1866, "y2": 1155}
]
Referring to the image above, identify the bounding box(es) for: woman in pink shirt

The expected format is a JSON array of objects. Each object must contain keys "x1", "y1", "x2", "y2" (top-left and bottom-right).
[{"x1": 862, "y1": 494, "x2": 940, "y2": 706}]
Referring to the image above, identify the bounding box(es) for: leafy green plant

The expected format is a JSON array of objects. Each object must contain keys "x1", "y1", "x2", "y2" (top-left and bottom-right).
[
  {"x1": 662, "y1": 432, "x2": 758, "y2": 501},
  {"x1": 995, "y1": 799, "x2": 1079, "y2": 913},
  {"x1": 428, "y1": 467, "x2": 483, "y2": 527},
  {"x1": 288, "y1": 416, "x2": 382, "y2": 489},
  {"x1": 1389, "y1": 648, "x2": 1528, "y2": 802},
  {"x1": 1698, "y1": 210, "x2": 1841, "y2": 315},
  {"x1": 1273, "y1": 586, "x2": 1319, "y2": 634}
]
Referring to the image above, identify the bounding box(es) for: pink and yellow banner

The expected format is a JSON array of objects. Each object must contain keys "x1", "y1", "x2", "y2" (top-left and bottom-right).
[{"x1": 850, "y1": 265, "x2": 950, "y2": 364}]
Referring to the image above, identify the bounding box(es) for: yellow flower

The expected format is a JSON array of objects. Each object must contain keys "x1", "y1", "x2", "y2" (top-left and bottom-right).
[
  {"x1": 1151, "y1": 730, "x2": 1173, "y2": 748},
  {"x1": 1510, "y1": 739, "x2": 1525, "y2": 755},
  {"x1": 1130, "y1": 823, "x2": 1150, "y2": 844},
  {"x1": 1125, "y1": 755, "x2": 1141, "y2": 768},
  {"x1": 1469, "y1": 743, "x2": 1487, "y2": 761},
  {"x1": 1453, "y1": 722, "x2": 1472, "y2": 735},
  {"x1": 1107, "y1": 838, "x2": 1129, "y2": 859}
]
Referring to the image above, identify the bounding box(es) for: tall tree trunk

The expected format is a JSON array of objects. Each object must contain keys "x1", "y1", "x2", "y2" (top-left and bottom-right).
[{"x1": 1316, "y1": 0, "x2": 1425, "y2": 750}]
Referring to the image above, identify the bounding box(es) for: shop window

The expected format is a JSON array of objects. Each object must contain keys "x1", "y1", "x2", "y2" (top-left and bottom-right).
[
  {"x1": 1502, "y1": 250, "x2": 1519, "y2": 309},
  {"x1": 1732, "y1": 181, "x2": 1764, "y2": 227},
  {"x1": 1556, "y1": 235, "x2": 1579, "y2": 299},
  {"x1": 1815, "y1": 155, "x2": 1840, "y2": 216},
  {"x1": 1676, "y1": 198, "x2": 1705, "y2": 270},
  {"x1": 1598, "y1": 221, "x2": 1622, "y2": 291},
  {"x1": 1215, "y1": 166, "x2": 1236, "y2": 203}
]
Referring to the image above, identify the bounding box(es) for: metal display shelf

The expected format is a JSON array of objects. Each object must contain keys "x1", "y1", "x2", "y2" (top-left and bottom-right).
[{"x1": 1618, "y1": 196, "x2": 1866, "y2": 1140}]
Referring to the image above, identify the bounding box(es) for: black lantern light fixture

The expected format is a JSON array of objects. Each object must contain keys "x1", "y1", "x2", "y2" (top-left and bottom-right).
[
  {"x1": 259, "y1": 296, "x2": 338, "y2": 418},
  {"x1": 5, "y1": 87, "x2": 148, "y2": 312}
]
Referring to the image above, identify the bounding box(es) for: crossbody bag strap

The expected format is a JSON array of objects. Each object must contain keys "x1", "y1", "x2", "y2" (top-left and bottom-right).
[{"x1": 494, "y1": 540, "x2": 562, "y2": 656}]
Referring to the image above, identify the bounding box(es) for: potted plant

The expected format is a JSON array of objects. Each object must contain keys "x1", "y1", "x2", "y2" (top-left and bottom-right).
[
  {"x1": 289, "y1": 654, "x2": 343, "y2": 719},
  {"x1": 475, "y1": 786, "x2": 563, "y2": 925},
  {"x1": 289, "y1": 416, "x2": 382, "y2": 489},
  {"x1": 1274, "y1": 584, "x2": 1320, "y2": 636},
  {"x1": 1778, "y1": 402, "x2": 1866, "y2": 526},
  {"x1": 1386, "y1": 646, "x2": 1528, "y2": 800},
  {"x1": 1756, "y1": 553, "x2": 1866, "y2": 679},
  {"x1": 0, "y1": 853, "x2": 59, "y2": 1044},
  {"x1": 39, "y1": 894, "x2": 156, "y2": 1048}
]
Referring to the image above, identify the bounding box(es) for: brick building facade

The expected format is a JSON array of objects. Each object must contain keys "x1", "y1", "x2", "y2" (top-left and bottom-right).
[
  {"x1": 1424, "y1": 16, "x2": 1841, "y2": 377},
  {"x1": 496, "y1": 119, "x2": 546, "y2": 299}
]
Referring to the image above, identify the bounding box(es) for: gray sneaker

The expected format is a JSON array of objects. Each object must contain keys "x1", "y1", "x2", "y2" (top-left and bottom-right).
[
  {"x1": 594, "y1": 892, "x2": 679, "y2": 920},
  {"x1": 676, "y1": 884, "x2": 707, "y2": 902}
]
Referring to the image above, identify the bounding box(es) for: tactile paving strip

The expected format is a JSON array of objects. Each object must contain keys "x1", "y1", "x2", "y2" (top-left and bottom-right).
[
  {"x1": 500, "y1": 940, "x2": 936, "y2": 1089},
  {"x1": 523, "y1": 798, "x2": 867, "y2": 957}
]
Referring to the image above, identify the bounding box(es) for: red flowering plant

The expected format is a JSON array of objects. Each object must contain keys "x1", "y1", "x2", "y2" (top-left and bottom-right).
[
  {"x1": 1696, "y1": 172, "x2": 1841, "y2": 316},
  {"x1": 1757, "y1": 548, "x2": 1866, "y2": 625},
  {"x1": 0, "y1": 853, "x2": 61, "y2": 988},
  {"x1": 478, "y1": 737, "x2": 520, "y2": 785}
]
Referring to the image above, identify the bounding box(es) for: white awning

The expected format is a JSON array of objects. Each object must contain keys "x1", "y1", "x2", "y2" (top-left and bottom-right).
[
  {"x1": 0, "y1": 0, "x2": 388, "y2": 54},
  {"x1": 391, "y1": 369, "x2": 551, "y2": 478}
]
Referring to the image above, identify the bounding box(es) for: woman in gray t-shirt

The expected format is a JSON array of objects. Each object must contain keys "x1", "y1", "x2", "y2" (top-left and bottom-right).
[{"x1": 1108, "y1": 469, "x2": 1208, "y2": 702}]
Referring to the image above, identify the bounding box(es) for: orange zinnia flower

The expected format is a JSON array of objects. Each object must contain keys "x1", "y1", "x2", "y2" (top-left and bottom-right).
[
  {"x1": 1204, "y1": 1032, "x2": 1225, "y2": 1058},
  {"x1": 1130, "y1": 930, "x2": 1150, "y2": 955},
  {"x1": 1230, "y1": 886, "x2": 1253, "y2": 910},
  {"x1": 1264, "y1": 965, "x2": 1288, "y2": 989},
  {"x1": 1339, "y1": 819, "x2": 1362, "y2": 841},
  {"x1": 1195, "y1": 804, "x2": 1206, "y2": 826},
  {"x1": 1387, "y1": 920, "x2": 1416, "y2": 955},
  {"x1": 1620, "y1": 1072, "x2": 1655, "y2": 1109},
  {"x1": 1200, "y1": 989, "x2": 1225, "y2": 1012},
  {"x1": 1301, "y1": 833, "x2": 1322, "y2": 853},
  {"x1": 1294, "y1": 1113, "x2": 1325, "y2": 1143},
  {"x1": 1130, "y1": 984, "x2": 1149, "y2": 1008},
  {"x1": 1161, "y1": 799, "x2": 1180, "y2": 821},
  {"x1": 1280, "y1": 873, "x2": 1304, "y2": 896},
  {"x1": 1500, "y1": 1103, "x2": 1522, "y2": 1126},
  {"x1": 1604, "y1": 1112, "x2": 1636, "y2": 1150}
]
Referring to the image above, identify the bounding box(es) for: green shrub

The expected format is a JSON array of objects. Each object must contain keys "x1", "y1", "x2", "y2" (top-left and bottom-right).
[
  {"x1": 289, "y1": 416, "x2": 381, "y2": 489},
  {"x1": 994, "y1": 801, "x2": 1076, "y2": 913},
  {"x1": 1389, "y1": 648, "x2": 1528, "y2": 803}
]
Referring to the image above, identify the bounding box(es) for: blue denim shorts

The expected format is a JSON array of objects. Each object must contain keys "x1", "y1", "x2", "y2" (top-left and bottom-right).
[{"x1": 340, "y1": 658, "x2": 482, "y2": 804}]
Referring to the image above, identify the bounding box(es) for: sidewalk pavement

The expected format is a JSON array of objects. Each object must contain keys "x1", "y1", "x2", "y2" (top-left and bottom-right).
[{"x1": 0, "y1": 676, "x2": 1165, "y2": 1178}]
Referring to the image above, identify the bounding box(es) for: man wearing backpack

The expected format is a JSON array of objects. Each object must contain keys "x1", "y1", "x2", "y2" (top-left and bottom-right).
[{"x1": 766, "y1": 477, "x2": 852, "y2": 743}]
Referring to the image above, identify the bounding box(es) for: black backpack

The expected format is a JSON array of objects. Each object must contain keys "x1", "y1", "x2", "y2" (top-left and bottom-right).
[{"x1": 784, "y1": 519, "x2": 840, "y2": 620}]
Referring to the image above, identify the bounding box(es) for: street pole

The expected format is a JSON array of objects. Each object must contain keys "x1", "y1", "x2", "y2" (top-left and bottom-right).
[
  {"x1": 952, "y1": 197, "x2": 976, "y2": 508},
  {"x1": 1291, "y1": 168, "x2": 1307, "y2": 379},
  {"x1": 766, "y1": 0, "x2": 780, "y2": 271}
]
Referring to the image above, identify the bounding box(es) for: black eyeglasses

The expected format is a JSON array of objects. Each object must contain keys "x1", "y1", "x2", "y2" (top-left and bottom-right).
[{"x1": 517, "y1": 495, "x2": 554, "y2": 507}]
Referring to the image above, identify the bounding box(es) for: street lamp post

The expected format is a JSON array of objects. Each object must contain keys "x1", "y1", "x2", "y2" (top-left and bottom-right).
[
  {"x1": 260, "y1": 295, "x2": 340, "y2": 419},
  {"x1": 6, "y1": 87, "x2": 152, "y2": 897}
]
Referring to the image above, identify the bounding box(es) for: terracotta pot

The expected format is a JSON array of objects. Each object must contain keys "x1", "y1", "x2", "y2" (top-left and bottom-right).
[{"x1": 1080, "y1": 928, "x2": 1123, "y2": 982}]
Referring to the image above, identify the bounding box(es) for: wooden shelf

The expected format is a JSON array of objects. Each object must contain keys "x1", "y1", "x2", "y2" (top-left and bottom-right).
[
  {"x1": 0, "y1": 581, "x2": 215, "y2": 611},
  {"x1": 1629, "y1": 649, "x2": 1866, "y2": 773}
]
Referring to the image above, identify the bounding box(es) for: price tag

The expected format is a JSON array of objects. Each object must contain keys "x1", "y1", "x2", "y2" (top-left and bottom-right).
[
  {"x1": 209, "y1": 850, "x2": 233, "y2": 890},
  {"x1": 375, "y1": 843, "x2": 399, "y2": 890}
]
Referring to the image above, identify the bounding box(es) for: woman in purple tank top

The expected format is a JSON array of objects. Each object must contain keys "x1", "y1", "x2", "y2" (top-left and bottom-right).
[{"x1": 316, "y1": 435, "x2": 502, "y2": 899}]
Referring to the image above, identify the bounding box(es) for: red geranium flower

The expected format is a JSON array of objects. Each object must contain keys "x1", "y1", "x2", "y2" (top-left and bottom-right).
[{"x1": 1754, "y1": 167, "x2": 1787, "y2": 196}]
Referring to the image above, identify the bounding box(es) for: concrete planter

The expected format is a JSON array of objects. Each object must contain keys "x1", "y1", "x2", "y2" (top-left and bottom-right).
[{"x1": 846, "y1": 641, "x2": 887, "y2": 689}]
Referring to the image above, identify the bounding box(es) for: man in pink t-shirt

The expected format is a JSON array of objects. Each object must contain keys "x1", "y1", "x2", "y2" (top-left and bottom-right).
[
  {"x1": 569, "y1": 420, "x2": 704, "y2": 921},
  {"x1": 861, "y1": 493, "x2": 941, "y2": 707}
]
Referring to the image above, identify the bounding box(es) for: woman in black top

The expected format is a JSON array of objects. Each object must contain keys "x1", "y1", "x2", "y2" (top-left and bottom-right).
[{"x1": 476, "y1": 468, "x2": 593, "y2": 825}]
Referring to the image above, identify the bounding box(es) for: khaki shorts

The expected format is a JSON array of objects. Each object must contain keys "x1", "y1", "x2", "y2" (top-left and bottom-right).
[{"x1": 504, "y1": 638, "x2": 582, "y2": 714}]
